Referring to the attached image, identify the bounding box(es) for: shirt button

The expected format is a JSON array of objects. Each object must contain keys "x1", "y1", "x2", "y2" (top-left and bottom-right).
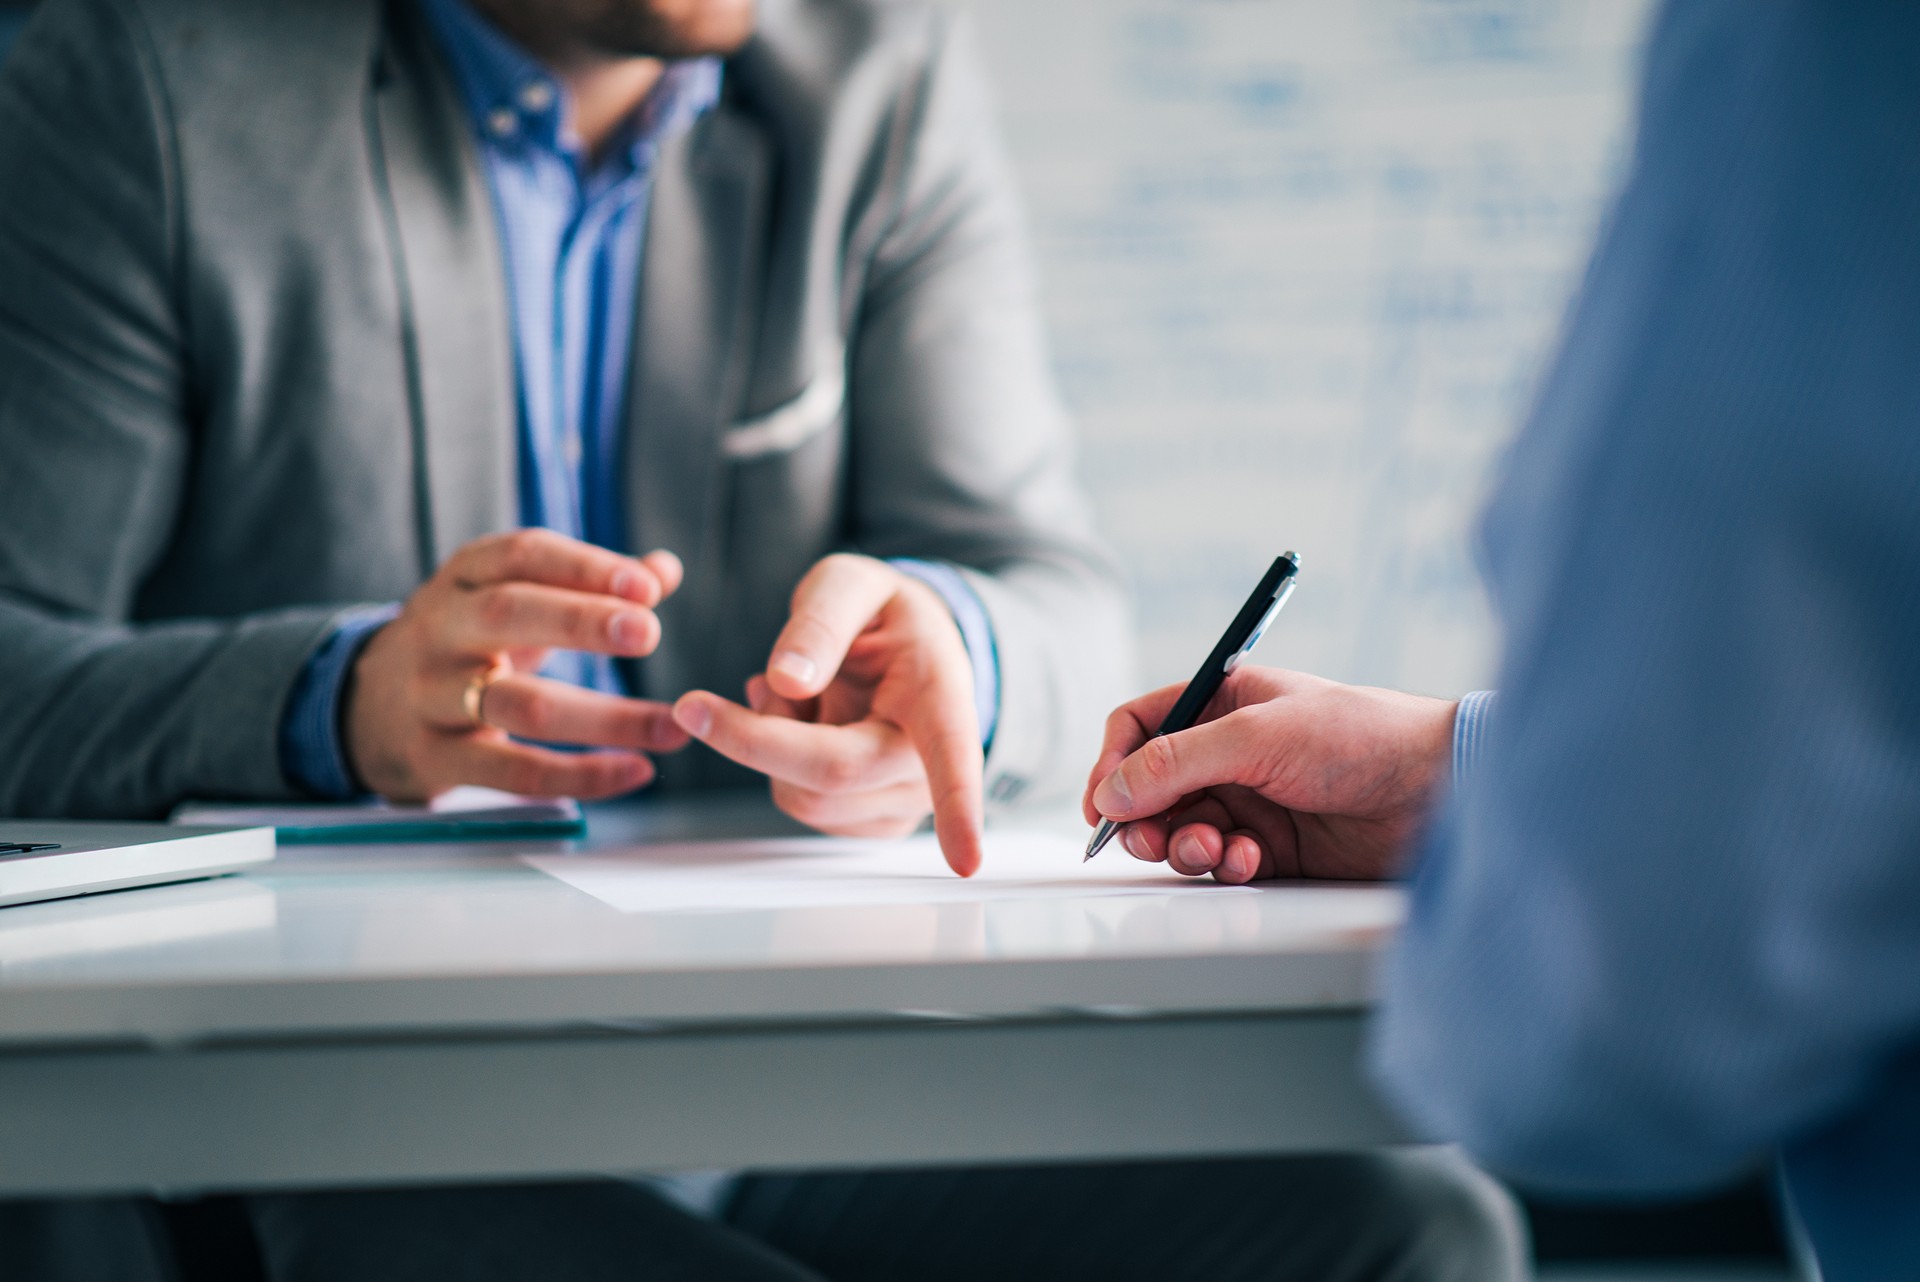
[
  {"x1": 518, "y1": 81, "x2": 555, "y2": 113},
  {"x1": 487, "y1": 107, "x2": 518, "y2": 139},
  {"x1": 564, "y1": 435, "x2": 583, "y2": 467}
]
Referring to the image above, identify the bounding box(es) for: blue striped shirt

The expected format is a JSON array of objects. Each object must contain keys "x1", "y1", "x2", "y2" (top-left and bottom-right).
[{"x1": 280, "y1": 0, "x2": 998, "y2": 796}]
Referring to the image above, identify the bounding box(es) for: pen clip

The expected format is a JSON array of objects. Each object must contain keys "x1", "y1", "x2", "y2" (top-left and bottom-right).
[{"x1": 1223, "y1": 576, "x2": 1296, "y2": 674}]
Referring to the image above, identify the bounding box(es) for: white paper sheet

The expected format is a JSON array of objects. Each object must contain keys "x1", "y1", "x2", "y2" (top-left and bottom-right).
[{"x1": 524, "y1": 830, "x2": 1266, "y2": 915}]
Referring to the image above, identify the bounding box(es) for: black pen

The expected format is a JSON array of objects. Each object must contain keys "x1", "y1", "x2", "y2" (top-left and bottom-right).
[{"x1": 1085, "y1": 552, "x2": 1301, "y2": 861}]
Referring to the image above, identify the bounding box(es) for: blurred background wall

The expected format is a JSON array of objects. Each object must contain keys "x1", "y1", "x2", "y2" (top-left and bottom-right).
[
  {"x1": 962, "y1": 0, "x2": 1651, "y2": 694},
  {"x1": 0, "y1": 3, "x2": 27, "y2": 58}
]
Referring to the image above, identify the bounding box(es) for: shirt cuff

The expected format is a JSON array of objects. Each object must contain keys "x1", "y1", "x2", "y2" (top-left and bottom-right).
[
  {"x1": 889, "y1": 558, "x2": 1001, "y2": 748},
  {"x1": 1452, "y1": 689, "x2": 1498, "y2": 786},
  {"x1": 280, "y1": 604, "x2": 402, "y2": 798}
]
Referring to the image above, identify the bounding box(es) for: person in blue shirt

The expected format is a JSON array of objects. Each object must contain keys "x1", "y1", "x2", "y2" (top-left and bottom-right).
[{"x1": 1084, "y1": 2, "x2": 1920, "y2": 1276}]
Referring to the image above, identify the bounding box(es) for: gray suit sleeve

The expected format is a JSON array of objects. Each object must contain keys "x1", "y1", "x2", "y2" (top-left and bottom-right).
[
  {"x1": 846, "y1": 13, "x2": 1134, "y2": 805},
  {"x1": 0, "y1": 0, "x2": 339, "y2": 818}
]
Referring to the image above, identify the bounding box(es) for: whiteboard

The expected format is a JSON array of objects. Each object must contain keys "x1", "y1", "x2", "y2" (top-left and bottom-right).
[{"x1": 961, "y1": 0, "x2": 1653, "y2": 694}]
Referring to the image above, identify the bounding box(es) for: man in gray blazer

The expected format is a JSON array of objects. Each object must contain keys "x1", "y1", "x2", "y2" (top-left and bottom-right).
[
  {"x1": 0, "y1": 0, "x2": 1524, "y2": 1278},
  {"x1": 0, "y1": 0, "x2": 1127, "y2": 870}
]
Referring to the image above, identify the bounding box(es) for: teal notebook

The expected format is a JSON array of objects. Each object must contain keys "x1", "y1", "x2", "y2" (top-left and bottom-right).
[{"x1": 171, "y1": 787, "x2": 584, "y2": 845}]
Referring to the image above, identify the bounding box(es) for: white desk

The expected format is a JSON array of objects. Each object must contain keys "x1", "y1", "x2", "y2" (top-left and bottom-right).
[{"x1": 0, "y1": 795, "x2": 1407, "y2": 1198}]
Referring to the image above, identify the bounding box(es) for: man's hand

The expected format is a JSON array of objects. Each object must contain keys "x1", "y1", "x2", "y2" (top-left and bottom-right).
[
  {"x1": 669, "y1": 554, "x2": 986, "y2": 876},
  {"x1": 345, "y1": 530, "x2": 692, "y2": 801},
  {"x1": 1083, "y1": 667, "x2": 1457, "y2": 884}
]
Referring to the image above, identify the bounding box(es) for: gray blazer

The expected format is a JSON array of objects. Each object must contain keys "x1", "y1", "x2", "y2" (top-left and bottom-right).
[{"x1": 0, "y1": 0, "x2": 1131, "y2": 817}]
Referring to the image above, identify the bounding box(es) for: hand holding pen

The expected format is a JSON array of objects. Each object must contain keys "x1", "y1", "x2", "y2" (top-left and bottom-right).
[
  {"x1": 1085, "y1": 554, "x2": 1300, "y2": 862},
  {"x1": 1082, "y1": 554, "x2": 1460, "y2": 884}
]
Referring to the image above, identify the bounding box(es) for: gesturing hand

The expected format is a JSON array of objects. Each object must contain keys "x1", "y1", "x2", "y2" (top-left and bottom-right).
[
  {"x1": 1082, "y1": 667, "x2": 1458, "y2": 884},
  {"x1": 670, "y1": 554, "x2": 986, "y2": 877},
  {"x1": 344, "y1": 529, "x2": 692, "y2": 802}
]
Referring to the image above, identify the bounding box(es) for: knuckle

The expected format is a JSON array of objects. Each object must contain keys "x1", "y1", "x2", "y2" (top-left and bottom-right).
[
  {"x1": 502, "y1": 758, "x2": 551, "y2": 796},
  {"x1": 784, "y1": 611, "x2": 841, "y2": 656},
  {"x1": 560, "y1": 598, "x2": 598, "y2": 642},
  {"x1": 500, "y1": 528, "x2": 550, "y2": 573},
  {"x1": 512, "y1": 690, "x2": 555, "y2": 740},
  {"x1": 1138, "y1": 734, "x2": 1182, "y2": 787},
  {"x1": 401, "y1": 669, "x2": 434, "y2": 710},
  {"x1": 814, "y1": 750, "x2": 864, "y2": 793},
  {"x1": 394, "y1": 597, "x2": 443, "y2": 650},
  {"x1": 474, "y1": 585, "x2": 520, "y2": 633}
]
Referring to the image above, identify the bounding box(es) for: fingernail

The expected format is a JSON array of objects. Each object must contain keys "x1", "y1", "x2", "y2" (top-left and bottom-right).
[
  {"x1": 1175, "y1": 833, "x2": 1206, "y2": 871},
  {"x1": 610, "y1": 612, "x2": 646, "y2": 650},
  {"x1": 1095, "y1": 771, "x2": 1132, "y2": 818},
  {"x1": 1227, "y1": 844, "x2": 1254, "y2": 881},
  {"x1": 610, "y1": 568, "x2": 641, "y2": 599},
  {"x1": 772, "y1": 651, "x2": 817, "y2": 687},
  {"x1": 1121, "y1": 825, "x2": 1150, "y2": 860},
  {"x1": 673, "y1": 698, "x2": 712, "y2": 738}
]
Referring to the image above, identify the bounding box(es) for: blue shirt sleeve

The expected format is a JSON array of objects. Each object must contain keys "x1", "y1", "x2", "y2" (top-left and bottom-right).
[
  {"x1": 279, "y1": 604, "x2": 402, "y2": 798},
  {"x1": 1372, "y1": 0, "x2": 1920, "y2": 1210},
  {"x1": 1450, "y1": 690, "x2": 1496, "y2": 785},
  {"x1": 890, "y1": 558, "x2": 1000, "y2": 749}
]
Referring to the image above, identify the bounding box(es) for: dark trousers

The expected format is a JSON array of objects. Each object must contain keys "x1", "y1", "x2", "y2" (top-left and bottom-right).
[{"x1": 0, "y1": 1150, "x2": 1525, "y2": 1282}]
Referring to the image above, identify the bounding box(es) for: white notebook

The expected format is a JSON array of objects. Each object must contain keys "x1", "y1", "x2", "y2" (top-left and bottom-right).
[{"x1": 0, "y1": 824, "x2": 274, "y2": 909}]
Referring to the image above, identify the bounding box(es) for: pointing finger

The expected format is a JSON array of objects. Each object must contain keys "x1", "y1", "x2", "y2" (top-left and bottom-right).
[{"x1": 901, "y1": 686, "x2": 985, "y2": 878}]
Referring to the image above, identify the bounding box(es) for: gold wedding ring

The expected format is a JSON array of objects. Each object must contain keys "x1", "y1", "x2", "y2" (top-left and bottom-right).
[{"x1": 462, "y1": 660, "x2": 510, "y2": 729}]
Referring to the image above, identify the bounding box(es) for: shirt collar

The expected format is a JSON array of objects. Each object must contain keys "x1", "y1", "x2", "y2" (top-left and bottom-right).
[{"x1": 418, "y1": 0, "x2": 721, "y2": 173}]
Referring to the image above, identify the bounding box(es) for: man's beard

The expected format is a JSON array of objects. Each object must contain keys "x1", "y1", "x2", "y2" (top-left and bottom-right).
[{"x1": 560, "y1": 0, "x2": 756, "y2": 59}]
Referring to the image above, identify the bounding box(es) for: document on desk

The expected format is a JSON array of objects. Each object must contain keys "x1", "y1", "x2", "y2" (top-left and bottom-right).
[{"x1": 523, "y1": 830, "x2": 1272, "y2": 915}]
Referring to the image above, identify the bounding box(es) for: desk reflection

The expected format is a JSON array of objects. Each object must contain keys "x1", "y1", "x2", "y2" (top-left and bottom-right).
[{"x1": 0, "y1": 877, "x2": 277, "y2": 968}]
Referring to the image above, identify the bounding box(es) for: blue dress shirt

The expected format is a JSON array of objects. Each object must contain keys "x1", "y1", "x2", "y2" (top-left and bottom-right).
[
  {"x1": 1379, "y1": 4, "x2": 1920, "y2": 1277},
  {"x1": 282, "y1": 0, "x2": 997, "y2": 796}
]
